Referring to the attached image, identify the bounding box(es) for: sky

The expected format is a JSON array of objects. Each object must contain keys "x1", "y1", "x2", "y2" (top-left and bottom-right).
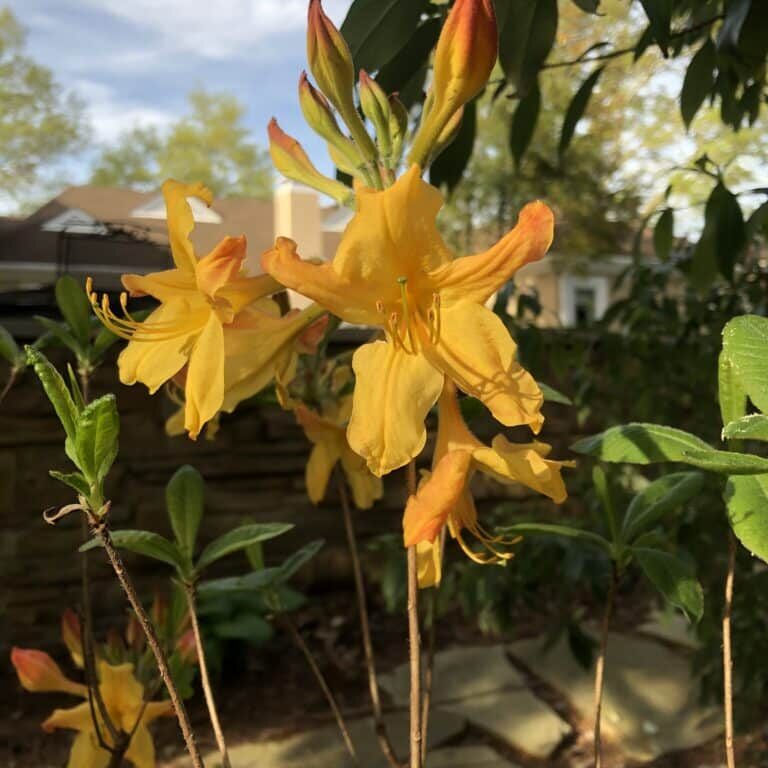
[{"x1": 9, "y1": 0, "x2": 354, "y2": 191}]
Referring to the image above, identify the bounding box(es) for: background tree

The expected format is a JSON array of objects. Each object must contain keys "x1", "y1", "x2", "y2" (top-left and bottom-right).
[
  {"x1": 90, "y1": 89, "x2": 273, "y2": 199},
  {"x1": 0, "y1": 8, "x2": 87, "y2": 209}
]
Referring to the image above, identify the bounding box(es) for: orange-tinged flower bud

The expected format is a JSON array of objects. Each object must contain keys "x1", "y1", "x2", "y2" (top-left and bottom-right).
[
  {"x1": 125, "y1": 613, "x2": 145, "y2": 652},
  {"x1": 268, "y1": 118, "x2": 354, "y2": 205},
  {"x1": 176, "y1": 629, "x2": 197, "y2": 665},
  {"x1": 11, "y1": 647, "x2": 86, "y2": 696},
  {"x1": 61, "y1": 609, "x2": 84, "y2": 669},
  {"x1": 409, "y1": 0, "x2": 497, "y2": 167},
  {"x1": 150, "y1": 592, "x2": 168, "y2": 630}
]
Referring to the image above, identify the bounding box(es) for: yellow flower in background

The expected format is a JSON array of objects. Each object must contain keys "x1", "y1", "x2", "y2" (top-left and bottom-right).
[
  {"x1": 89, "y1": 179, "x2": 282, "y2": 439},
  {"x1": 402, "y1": 382, "x2": 571, "y2": 588},
  {"x1": 262, "y1": 165, "x2": 554, "y2": 476},
  {"x1": 295, "y1": 395, "x2": 383, "y2": 509},
  {"x1": 11, "y1": 650, "x2": 171, "y2": 768}
]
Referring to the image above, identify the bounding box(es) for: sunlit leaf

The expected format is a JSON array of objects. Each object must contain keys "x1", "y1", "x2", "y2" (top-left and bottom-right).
[{"x1": 725, "y1": 473, "x2": 768, "y2": 563}]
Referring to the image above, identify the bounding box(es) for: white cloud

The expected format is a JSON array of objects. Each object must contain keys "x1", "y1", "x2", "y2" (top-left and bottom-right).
[
  {"x1": 79, "y1": 0, "x2": 350, "y2": 60},
  {"x1": 72, "y1": 80, "x2": 176, "y2": 143}
]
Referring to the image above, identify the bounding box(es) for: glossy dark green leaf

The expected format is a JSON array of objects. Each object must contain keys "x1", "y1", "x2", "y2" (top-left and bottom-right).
[
  {"x1": 166, "y1": 465, "x2": 204, "y2": 559},
  {"x1": 725, "y1": 473, "x2": 768, "y2": 563},
  {"x1": 570, "y1": 0, "x2": 600, "y2": 12},
  {"x1": 723, "y1": 415, "x2": 768, "y2": 442},
  {"x1": 74, "y1": 394, "x2": 119, "y2": 483},
  {"x1": 633, "y1": 546, "x2": 703, "y2": 621},
  {"x1": 680, "y1": 38, "x2": 716, "y2": 128},
  {"x1": 622, "y1": 472, "x2": 704, "y2": 542},
  {"x1": 746, "y1": 200, "x2": 768, "y2": 240},
  {"x1": 25, "y1": 347, "x2": 78, "y2": 441},
  {"x1": 277, "y1": 539, "x2": 325, "y2": 581},
  {"x1": 722, "y1": 315, "x2": 768, "y2": 414},
  {"x1": 55, "y1": 275, "x2": 92, "y2": 345},
  {"x1": 80, "y1": 530, "x2": 186, "y2": 571},
  {"x1": 497, "y1": 0, "x2": 558, "y2": 95},
  {"x1": 429, "y1": 100, "x2": 477, "y2": 192},
  {"x1": 571, "y1": 423, "x2": 711, "y2": 464},
  {"x1": 558, "y1": 66, "x2": 604, "y2": 157},
  {"x1": 196, "y1": 523, "x2": 294, "y2": 571},
  {"x1": 341, "y1": 0, "x2": 430, "y2": 72},
  {"x1": 509, "y1": 83, "x2": 541, "y2": 167},
  {"x1": 653, "y1": 207, "x2": 675, "y2": 260},
  {"x1": 213, "y1": 614, "x2": 273, "y2": 644},
  {"x1": 639, "y1": 0, "x2": 672, "y2": 55},
  {"x1": 716, "y1": 0, "x2": 751, "y2": 52}
]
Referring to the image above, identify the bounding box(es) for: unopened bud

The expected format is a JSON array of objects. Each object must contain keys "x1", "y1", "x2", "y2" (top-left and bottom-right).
[
  {"x1": 388, "y1": 94, "x2": 409, "y2": 165},
  {"x1": 61, "y1": 609, "x2": 84, "y2": 669},
  {"x1": 431, "y1": 105, "x2": 465, "y2": 163},
  {"x1": 359, "y1": 70, "x2": 392, "y2": 161},
  {"x1": 176, "y1": 629, "x2": 197, "y2": 665},
  {"x1": 268, "y1": 118, "x2": 354, "y2": 206},
  {"x1": 11, "y1": 647, "x2": 86, "y2": 696}
]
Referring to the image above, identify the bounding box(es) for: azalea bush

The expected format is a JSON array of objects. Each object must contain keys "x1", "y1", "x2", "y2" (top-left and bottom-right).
[{"x1": 6, "y1": 2, "x2": 768, "y2": 768}]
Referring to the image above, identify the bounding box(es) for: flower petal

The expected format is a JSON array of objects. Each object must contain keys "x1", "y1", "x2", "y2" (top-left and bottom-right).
[
  {"x1": 66, "y1": 731, "x2": 111, "y2": 768},
  {"x1": 340, "y1": 448, "x2": 383, "y2": 509},
  {"x1": 473, "y1": 436, "x2": 569, "y2": 503},
  {"x1": 141, "y1": 700, "x2": 174, "y2": 724},
  {"x1": 43, "y1": 702, "x2": 93, "y2": 733},
  {"x1": 423, "y1": 301, "x2": 543, "y2": 432},
  {"x1": 416, "y1": 540, "x2": 442, "y2": 588},
  {"x1": 97, "y1": 662, "x2": 144, "y2": 725},
  {"x1": 306, "y1": 441, "x2": 343, "y2": 503},
  {"x1": 261, "y1": 237, "x2": 380, "y2": 325},
  {"x1": 162, "y1": 179, "x2": 213, "y2": 272},
  {"x1": 122, "y1": 269, "x2": 197, "y2": 301},
  {"x1": 430, "y1": 201, "x2": 553, "y2": 305},
  {"x1": 184, "y1": 312, "x2": 225, "y2": 438},
  {"x1": 125, "y1": 725, "x2": 156, "y2": 768},
  {"x1": 348, "y1": 340, "x2": 443, "y2": 476},
  {"x1": 216, "y1": 274, "x2": 282, "y2": 315},
  {"x1": 11, "y1": 647, "x2": 87, "y2": 696},
  {"x1": 403, "y1": 450, "x2": 473, "y2": 546},
  {"x1": 195, "y1": 235, "x2": 250, "y2": 300}
]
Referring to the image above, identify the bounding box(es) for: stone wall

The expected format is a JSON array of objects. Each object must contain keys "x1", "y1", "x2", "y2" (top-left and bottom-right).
[{"x1": 0, "y1": 346, "x2": 578, "y2": 652}]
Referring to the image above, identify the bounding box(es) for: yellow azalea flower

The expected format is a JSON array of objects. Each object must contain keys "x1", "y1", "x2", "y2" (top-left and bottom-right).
[
  {"x1": 165, "y1": 304, "x2": 328, "y2": 437},
  {"x1": 11, "y1": 650, "x2": 171, "y2": 768},
  {"x1": 88, "y1": 179, "x2": 282, "y2": 439},
  {"x1": 295, "y1": 395, "x2": 383, "y2": 509},
  {"x1": 402, "y1": 382, "x2": 571, "y2": 588},
  {"x1": 262, "y1": 165, "x2": 554, "y2": 476}
]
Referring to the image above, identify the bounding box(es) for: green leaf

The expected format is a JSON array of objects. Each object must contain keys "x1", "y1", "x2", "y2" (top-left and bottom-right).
[
  {"x1": 592, "y1": 465, "x2": 618, "y2": 543},
  {"x1": 718, "y1": 349, "x2": 748, "y2": 432},
  {"x1": 49, "y1": 470, "x2": 91, "y2": 497},
  {"x1": 633, "y1": 546, "x2": 703, "y2": 622},
  {"x1": 725, "y1": 474, "x2": 768, "y2": 563},
  {"x1": 497, "y1": 0, "x2": 558, "y2": 96},
  {"x1": 246, "y1": 540, "x2": 265, "y2": 571},
  {"x1": 570, "y1": 423, "x2": 711, "y2": 464},
  {"x1": 166, "y1": 465, "x2": 204, "y2": 559},
  {"x1": 25, "y1": 347, "x2": 78, "y2": 441},
  {"x1": 196, "y1": 523, "x2": 294, "y2": 572},
  {"x1": 537, "y1": 381, "x2": 572, "y2": 406},
  {"x1": 80, "y1": 530, "x2": 185, "y2": 571},
  {"x1": 341, "y1": 0, "x2": 429, "y2": 72},
  {"x1": 66, "y1": 365, "x2": 85, "y2": 413},
  {"x1": 680, "y1": 38, "x2": 716, "y2": 128},
  {"x1": 680, "y1": 449, "x2": 768, "y2": 475},
  {"x1": 558, "y1": 66, "x2": 604, "y2": 157},
  {"x1": 93, "y1": 326, "x2": 119, "y2": 357},
  {"x1": 55, "y1": 275, "x2": 92, "y2": 345},
  {"x1": 277, "y1": 539, "x2": 325, "y2": 581},
  {"x1": 213, "y1": 614, "x2": 273, "y2": 644},
  {"x1": 197, "y1": 568, "x2": 282, "y2": 597},
  {"x1": 723, "y1": 415, "x2": 768, "y2": 442},
  {"x1": 653, "y1": 208, "x2": 674, "y2": 261},
  {"x1": 498, "y1": 522, "x2": 612, "y2": 554},
  {"x1": 639, "y1": 0, "x2": 671, "y2": 54},
  {"x1": 35, "y1": 316, "x2": 81, "y2": 356},
  {"x1": 429, "y1": 100, "x2": 477, "y2": 193},
  {"x1": 74, "y1": 395, "x2": 119, "y2": 483},
  {"x1": 509, "y1": 83, "x2": 541, "y2": 167},
  {"x1": 722, "y1": 315, "x2": 768, "y2": 414},
  {"x1": 0, "y1": 325, "x2": 22, "y2": 367},
  {"x1": 716, "y1": 0, "x2": 751, "y2": 52},
  {"x1": 622, "y1": 472, "x2": 704, "y2": 542}
]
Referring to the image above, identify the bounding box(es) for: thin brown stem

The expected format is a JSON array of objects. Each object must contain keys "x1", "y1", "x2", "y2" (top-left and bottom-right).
[
  {"x1": 93, "y1": 517, "x2": 204, "y2": 768},
  {"x1": 184, "y1": 582, "x2": 232, "y2": 768},
  {"x1": 79, "y1": 367, "x2": 91, "y2": 404},
  {"x1": 723, "y1": 531, "x2": 737, "y2": 768},
  {"x1": 420, "y1": 528, "x2": 445, "y2": 764},
  {"x1": 0, "y1": 369, "x2": 18, "y2": 406},
  {"x1": 106, "y1": 736, "x2": 129, "y2": 768},
  {"x1": 594, "y1": 567, "x2": 618, "y2": 768},
  {"x1": 406, "y1": 461, "x2": 422, "y2": 768},
  {"x1": 282, "y1": 613, "x2": 359, "y2": 765},
  {"x1": 336, "y1": 471, "x2": 402, "y2": 768}
]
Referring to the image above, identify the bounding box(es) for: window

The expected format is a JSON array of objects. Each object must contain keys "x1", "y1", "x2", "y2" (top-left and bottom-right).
[{"x1": 559, "y1": 274, "x2": 609, "y2": 327}]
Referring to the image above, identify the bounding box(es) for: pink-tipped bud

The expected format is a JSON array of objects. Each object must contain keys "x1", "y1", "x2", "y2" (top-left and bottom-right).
[
  {"x1": 176, "y1": 629, "x2": 198, "y2": 665},
  {"x1": 150, "y1": 593, "x2": 168, "y2": 629},
  {"x1": 11, "y1": 647, "x2": 86, "y2": 696},
  {"x1": 125, "y1": 613, "x2": 145, "y2": 652},
  {"x1": 61, "y1": 609, "x2": 84, "y2": 669}
]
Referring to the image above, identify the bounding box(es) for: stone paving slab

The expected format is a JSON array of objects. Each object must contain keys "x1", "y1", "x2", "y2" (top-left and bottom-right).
[
  {"x1": 423, "y1": 745, "x2": 522, "y2": 767},
  {"x1": 508, "y1": 632, "x2": 722, "y2": 762},
  {"x1": 379, "y1": 645, "x2": 527, "y2": 708},
  {"x1": 221, "y1": 710, "x2": 465, "y2": 767}
]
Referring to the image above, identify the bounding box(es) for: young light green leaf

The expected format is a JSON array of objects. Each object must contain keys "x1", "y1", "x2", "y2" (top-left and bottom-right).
[
  {"x1": 718, "y1": 349, "x2": 747, "y2": 432},
  {"x1": 725, "y1": 474, "x2": 768, "y2": 563},
  {"x1": 723, "y1": 414, "x2": 768, "y2": 442},
  {"x1": 74, "y1": 394, "x2": 119, "y2": 482},
  {"x1": 277, "y1": 539, "x2": 325, "y2": 581},
  {"x1": 622, "y1": 471, "x2": 704, "y2": 542},
  {"x1": 196, "y1": 523, "x2": 294, "y2": 571},
  {"x1": 571, "y1": 423, "x2": 711, "y2": 464},
  {"x1": 55, "y1": 275, "x2": 92, "y2": 345},
  {"x1": 498, "y1": 522, "x2": 612, "y2": 554},
  {"x1": 66, "y1": 365, "x2": 85, "y2": 413},
  {"x1": 722, "y1": 315, "x2": 768, "y2": 414},
  {"x1": 35, "y1": 316, "x2": 81, "y2": 356},
  {"x1": 633, "y1": 546, "x2": 703, "y2": 622},
  {"x1": 25, "y1": 347, "x2": 78, "y2": 441},
  {"x1": 49, "y1": 470, "x2": 91, "y2": 498},
  {"x1": 680, "y1": 449, "x2": 768, "y2": 475},
  {"x1": 0, "y1": 324, "x2": 22, "y2": 367},
  {"x1": 559, "y1": 66, "x2": 604, "y2": 157},
  {"x1": 80, "y1": 530, "x2": 186, "y2": 571},
  {"x1": 538, "y1": 381, "x2": 573, "y2": 406},
  {"x1": 166, "y1": 465, "x2": 204, "y2": 559}
]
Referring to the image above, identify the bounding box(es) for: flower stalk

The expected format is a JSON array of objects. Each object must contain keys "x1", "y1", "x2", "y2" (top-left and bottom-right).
[
  {"x1": 406, "y1": 460, "x2": 423, "y2": 768},
  {"x1": 594, "y1": 565, "x2": 618, "y2": 768},
  {"x1": 723, "y1": 531, "x2": 736, "y2": 768}
]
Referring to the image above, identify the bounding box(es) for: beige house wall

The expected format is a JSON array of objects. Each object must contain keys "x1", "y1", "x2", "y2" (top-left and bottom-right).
[{"x1": 273, "y1": 183, "x2": 323, "y2": 261}]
